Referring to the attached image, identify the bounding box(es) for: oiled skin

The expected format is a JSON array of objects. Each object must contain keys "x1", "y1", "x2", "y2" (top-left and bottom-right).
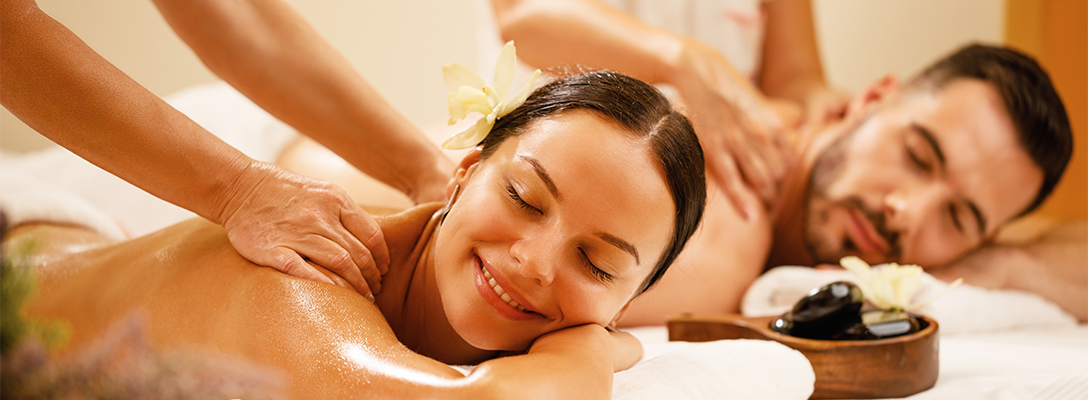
[{"x1": 19, "y1": 203, "x2": 487, "y2": 399}]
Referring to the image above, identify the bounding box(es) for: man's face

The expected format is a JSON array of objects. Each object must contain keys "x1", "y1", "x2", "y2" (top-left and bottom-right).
[{"x1": 803, "y1": 79, "x2": 1043, "y2": 267}]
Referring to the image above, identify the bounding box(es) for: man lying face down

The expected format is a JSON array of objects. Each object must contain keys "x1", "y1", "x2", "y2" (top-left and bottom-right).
[{"x1": 618, "y1": 44, "x2": 1083, "y2": 324}]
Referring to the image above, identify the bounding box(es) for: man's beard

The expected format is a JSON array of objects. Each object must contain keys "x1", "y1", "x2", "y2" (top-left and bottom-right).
[{"x1": 802, "y1": 120, "x2": 900, "y2": 264}]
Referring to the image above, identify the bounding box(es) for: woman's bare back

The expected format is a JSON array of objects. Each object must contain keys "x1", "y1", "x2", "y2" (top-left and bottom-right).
[{"x1": 16, "y1": 205, "x2": 474, "y2": 399}]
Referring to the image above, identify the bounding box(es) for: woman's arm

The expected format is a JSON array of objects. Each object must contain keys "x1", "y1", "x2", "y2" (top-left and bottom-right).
[
  {"x1": 237, "y1": 263, "x2": 614, "y2": 399},
  {"x1": 0, "y1": 0, "x2": 387, "y2": 297},
  {"x1": 151, "y1": 0, "x2": 454, "y2": 204},
  {"x1": 464, "y1": 325, "x2": 615, "y2": 399}
]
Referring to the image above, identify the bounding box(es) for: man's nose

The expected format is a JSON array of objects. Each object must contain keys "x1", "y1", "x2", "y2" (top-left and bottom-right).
[
  {"x1": 509, "y1": 230, "x2": 562, "y2": 286},
  {"x1": 883, "y1": 182, "x2": 951, "y2": 231}
]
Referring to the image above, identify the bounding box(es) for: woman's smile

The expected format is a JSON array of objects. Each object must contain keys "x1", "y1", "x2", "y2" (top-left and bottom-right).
[{"x1": 473, "y1": 254, "x2": 547, "y2": 321}]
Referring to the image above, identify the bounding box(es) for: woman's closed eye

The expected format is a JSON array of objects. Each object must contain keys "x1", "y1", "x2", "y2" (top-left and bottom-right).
[
  {"x1": 506, "y1": 184, "x2": 541, "y2": 214},
  {"x1": 505, "y1": 181, "x2": 614, "y2": 283},
  {"x1": 579, "y1": 248, "x2": 614, "y2": 283}
]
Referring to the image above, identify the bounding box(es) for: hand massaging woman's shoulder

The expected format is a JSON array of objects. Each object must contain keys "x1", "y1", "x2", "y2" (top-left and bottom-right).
[{"x1": 0, "y1": 0, "x2": 401, "y2": 299}]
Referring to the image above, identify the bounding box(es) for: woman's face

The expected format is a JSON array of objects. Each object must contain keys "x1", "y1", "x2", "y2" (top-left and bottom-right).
[{"x1": 434, "y1": 110, "x2": 675, "y2": 351}]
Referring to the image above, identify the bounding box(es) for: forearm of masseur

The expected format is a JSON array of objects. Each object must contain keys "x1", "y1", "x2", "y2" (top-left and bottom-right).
[
  {"x1": 0, "y1": 0, "x2": 252, "y2": 223},
  {"x1": 759, "y1": 0, "x2": 829, "y2": 104},
  {"x1": 152, "y1": 0, "x2": 451, "y2": 203},
  {"x1": 465, "y1": 324, "x2": 614, "y2": 400},
  {"x1": 491, "y1": 0, "x2": 690, "y2": 89},
  {"x1": 930, "y1": 220, "x2": 1088, "y2": 322}
]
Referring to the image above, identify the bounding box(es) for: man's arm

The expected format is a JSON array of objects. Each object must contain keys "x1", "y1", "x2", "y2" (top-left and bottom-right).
[
  {"x1": 928, "y1": 219, "x2": 1088, "y2": 321},
  {"x1": 151, "y1": 0, "x2": 453, "y2": 204}
]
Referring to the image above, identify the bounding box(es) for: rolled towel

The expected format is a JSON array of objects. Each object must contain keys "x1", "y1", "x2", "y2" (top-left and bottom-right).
[{"x1": 0, "y1": 168, "x2": 127, "y2": 240}]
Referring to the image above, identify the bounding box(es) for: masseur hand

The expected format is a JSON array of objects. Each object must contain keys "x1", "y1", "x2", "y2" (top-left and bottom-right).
[
  {"x1": 217, "y1": 161, "x2": 390, "y2": 299},
  {"x1": 799, "y1": 86, "x2": 851, "y2": 130},
  {"x1": 671, "y1": 39, "x2": 793, "y2": 218}
]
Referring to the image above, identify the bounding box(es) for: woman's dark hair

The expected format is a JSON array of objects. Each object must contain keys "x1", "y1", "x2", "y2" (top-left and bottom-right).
[
  {"x1": 907, "y1": 44, "x2": 1072, "y2": 216},
  {"x1": 477, "y1": 69, "x2": 706, "y2": 295}
]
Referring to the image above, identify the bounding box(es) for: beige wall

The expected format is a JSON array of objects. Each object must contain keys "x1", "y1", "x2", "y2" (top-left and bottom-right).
[
  {"x1": 0, "y1": 0, "x2": 1006, "y2": 153},
  {"x1": 813, "y1": 0, "x2": 1005, "y2": 93}
]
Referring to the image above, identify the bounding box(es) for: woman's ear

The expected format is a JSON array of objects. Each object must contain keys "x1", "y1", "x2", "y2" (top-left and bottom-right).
[
  {"x1": 446, "y1": 147, "x2": 483, "y2": 199},
  {"x1": 844, "y1": 73, "x2": 901, "y2": 120}
]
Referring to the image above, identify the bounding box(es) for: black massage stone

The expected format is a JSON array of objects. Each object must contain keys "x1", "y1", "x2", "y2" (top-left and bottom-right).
[{"x1": 770, "y1": 281, "x2": 922, "y2": 340}]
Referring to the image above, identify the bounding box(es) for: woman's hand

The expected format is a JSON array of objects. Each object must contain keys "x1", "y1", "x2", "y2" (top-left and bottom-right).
[
  {"x1": 217, "y1": 161, "x2": 390, "y2": 300},
  {"x1": 670, "y1": 39, "x2": 793, "y2": 218}
]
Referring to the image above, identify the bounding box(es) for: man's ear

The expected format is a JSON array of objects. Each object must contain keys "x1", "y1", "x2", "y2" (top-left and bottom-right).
[
  {"x1": 446, "y1": 147, "x2": 483, "y2": 199},
  {"x1": 844, "y1": 73, "x2": 901, "y2": 120}
]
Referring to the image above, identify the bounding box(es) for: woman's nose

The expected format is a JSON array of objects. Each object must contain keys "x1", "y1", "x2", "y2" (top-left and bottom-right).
[{"x1": 509, "y1": 231, "x2": 562, "y2": 287}]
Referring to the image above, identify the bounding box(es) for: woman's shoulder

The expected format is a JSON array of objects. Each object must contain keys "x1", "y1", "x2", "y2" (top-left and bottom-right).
[{"x1": 375, "y1": 202, "x2": 444, "y2": 263}]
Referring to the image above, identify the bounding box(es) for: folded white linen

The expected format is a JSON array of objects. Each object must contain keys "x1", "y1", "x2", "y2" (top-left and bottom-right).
[
  {"x1": 613, "y1": 338, "x2": 814, "y2": 400},
  {"x1": 0, "y1": 168, "x2": 127, "y2": 240},
  {"x1": 904, "y1": 324, "x2": 1088, "y2": 399},
  {"x1": 0, "y1": 147, "x2": 195, "y2": 239},
  {"x1": 741, "y1": 266, "x2": 1078, "y2": 335}
]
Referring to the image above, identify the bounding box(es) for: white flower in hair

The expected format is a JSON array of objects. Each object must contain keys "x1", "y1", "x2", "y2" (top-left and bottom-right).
[
  {"x1": 839, "y1": 256, "x2": 962, "y2": 312},
  {"x1": 442, "y1": 41, "x2": 541, "y2": 150}
]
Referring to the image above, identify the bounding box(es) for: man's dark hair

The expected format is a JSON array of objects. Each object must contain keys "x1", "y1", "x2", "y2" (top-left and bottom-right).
[
  {"x1": 479, "y1": 69, "x2": 707, "y2": 295},
  {"x1": 908, "y1": 43, "x2": 1073, "y2": 216}
]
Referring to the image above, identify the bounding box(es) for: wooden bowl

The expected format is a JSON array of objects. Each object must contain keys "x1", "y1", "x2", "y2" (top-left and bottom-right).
[{"x1": 667, "y1": 313, "x2": 938, "y2": 399}]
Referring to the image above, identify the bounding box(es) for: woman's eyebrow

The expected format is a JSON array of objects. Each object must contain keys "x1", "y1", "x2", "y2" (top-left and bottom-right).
[
  {"x1": 595, "y1": 231, "x2": 641, "y2": 265},
  {"x1": 518, "y1": 155, "x2": 560, "y2": 201}
]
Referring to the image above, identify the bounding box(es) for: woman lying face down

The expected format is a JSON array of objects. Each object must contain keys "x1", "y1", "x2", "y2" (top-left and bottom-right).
[{"x1": 17, "y1": 71, "x2": 705, "y2": 399}]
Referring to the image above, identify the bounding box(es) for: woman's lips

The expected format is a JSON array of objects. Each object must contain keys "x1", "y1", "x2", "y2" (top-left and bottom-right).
[
  {"x1": 473, "y1": 255, "x2": 543, "y2": 321},
  {"x1": 846, "y1": 207, "x2": 889, "y2": 256},
  {"x1": 483, "y1": 267, "x2": 527, "y2": 311}
]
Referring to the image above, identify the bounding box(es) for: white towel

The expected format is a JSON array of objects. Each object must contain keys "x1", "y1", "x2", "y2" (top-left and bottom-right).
[
  {"x1": 741, "y1": 266, "x2": 1078, "y2": 335},
  {"x1": 0, "y1": 168, "x2": 127, "y2": 240},
  {"x1": 614, "y1": 339, "x2": 814, "y2": 400}
]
